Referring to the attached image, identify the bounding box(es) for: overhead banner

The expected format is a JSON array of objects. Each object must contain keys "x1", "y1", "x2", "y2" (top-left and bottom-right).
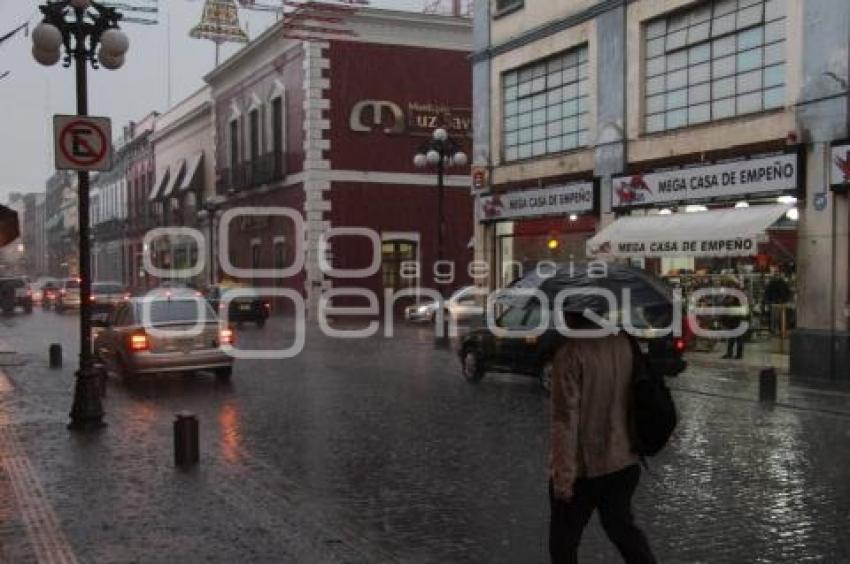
[
  {"x1": 479, "y1": 182, "x2": 595, "y2": 222},
  {"x1": 612, "y1": 153, "x2": 800, "y2": 209},
  {"x1": 830, "y1": 142, "x2": 850, "y2": 191}
]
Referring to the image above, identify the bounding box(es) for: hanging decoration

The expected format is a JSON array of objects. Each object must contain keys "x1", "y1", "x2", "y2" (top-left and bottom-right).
[
  {"x1": 190, "y1": 0, "x2": 249, "y2": 45},
  {"x1": 277, "y1": 0, "x2": 369, "y2": 41}
]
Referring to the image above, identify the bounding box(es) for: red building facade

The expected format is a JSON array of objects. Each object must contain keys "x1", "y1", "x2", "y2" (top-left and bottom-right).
[{"x1": 206, "y1": 9, "x2": 473, "y2": 313}]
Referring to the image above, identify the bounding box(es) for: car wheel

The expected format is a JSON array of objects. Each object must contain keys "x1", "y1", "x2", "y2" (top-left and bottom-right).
[
  {"x1": 256, "y1": 318, "x2": 266, "y2": 329},
  {"x1": 215, "y1": 366, "x2": 233, "y2": 380},
  {"x1": 461, "y1": 348, "x2": 485, "y2": 383},
  {"x1": 539, "y1": 359, "x2": 554, "y2": 395}
]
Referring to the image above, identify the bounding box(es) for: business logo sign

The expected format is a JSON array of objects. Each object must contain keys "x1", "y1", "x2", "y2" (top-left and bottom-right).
[
  {"x1": 479, "y1": 182, "x2": 595, "y2": 222},
  {"x1": 349, "y1": 100, "x2": 472, "y2": 136},
  {"x1": 830, "y1": 142, "x2": 850, "y2": 192},
  {"x1": 612, "y1": 153, "x2": 801, "y2": 209}
]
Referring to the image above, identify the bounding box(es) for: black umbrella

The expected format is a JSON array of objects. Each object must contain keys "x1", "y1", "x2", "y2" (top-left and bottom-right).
[
  {"x1": 500, "y1": 262, "x2": 674, "y2": 316},
  {"x1": 0, "y1": 204, "x2": 20, "y2": 248}
]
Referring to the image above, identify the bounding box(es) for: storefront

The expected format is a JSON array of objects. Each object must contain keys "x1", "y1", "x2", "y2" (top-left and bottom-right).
[
  {"x1": 589, "y1": 148, "x2": 803, "y2": 358},
  {"x1": 479, "y1": 179, "x2": 599, "y2": 288}
]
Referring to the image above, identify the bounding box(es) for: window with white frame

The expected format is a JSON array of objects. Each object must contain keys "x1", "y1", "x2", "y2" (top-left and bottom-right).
[
  {"x1": 644, "y1": 0, "x2": 786, "y2": 134},
  {"x1": 502, "y1": 45, "x2": 590, "y2": 162}
]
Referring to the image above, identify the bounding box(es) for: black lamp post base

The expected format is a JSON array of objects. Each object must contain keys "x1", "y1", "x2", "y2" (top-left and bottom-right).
[
  {"x1": 434, "y1": 318, "x2": 451, "y2": 349},
  {"x1": 67, "y1": 368, "x2": 106, "y2": 431}
]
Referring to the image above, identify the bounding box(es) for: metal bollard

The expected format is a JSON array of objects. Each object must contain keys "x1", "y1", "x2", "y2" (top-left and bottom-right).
[
  {"x1": 174, "y1": 412, "x2": 199, "y2": 468},
  {"x1": 759, "y1": 367, "x2": 777, "y2": 403},
  {"x1": 49, "y1": 344, "x2": 62, "y2": 369}
]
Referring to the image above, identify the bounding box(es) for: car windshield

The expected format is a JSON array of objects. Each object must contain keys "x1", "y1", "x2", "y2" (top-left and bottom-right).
[
  {"x1": 138, "y1": 299, "x2": 216, "y2": 324},
  {"x1": 93, "y1": 283, "x2": 123, "y2": 294}
]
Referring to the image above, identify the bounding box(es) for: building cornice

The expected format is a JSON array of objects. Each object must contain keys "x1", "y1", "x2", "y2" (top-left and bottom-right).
[{"x1": 471, "y1": 0, "x2": 625, "y2": 63}]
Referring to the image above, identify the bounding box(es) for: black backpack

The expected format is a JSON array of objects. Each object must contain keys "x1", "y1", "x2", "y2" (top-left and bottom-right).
[{"x1": 628, "y1": 337, "x2": 677, "y2": 457}]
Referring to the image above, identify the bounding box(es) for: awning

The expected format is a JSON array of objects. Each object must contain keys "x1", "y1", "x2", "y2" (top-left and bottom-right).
[
  {"x1": 160, "y1": 159, "x2": 186, "y2": 200},
  {"x1": 587, "y1": 204, "x2": 793, "y2": 259},
  {"x1": 178, "y1": 152, "x2": 204, "y2": 193},
  {"x1": 149, "y1": 169, "x2": 170, "y2": 202}
]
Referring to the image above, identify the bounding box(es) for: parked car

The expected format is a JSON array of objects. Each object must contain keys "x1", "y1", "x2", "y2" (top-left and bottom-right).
[
  {"x1": 459, "y1": 301, "x2": 687, "y2": 393},
  {"x1": 205, "y1": 283, "x2": 270, "y2": 328},
  {"x1": 54, "y1": 278, "x2": 82, "y2": 312},
  {"x1": 90, "y1": 282, "x2": 129, "y2": 316},
  {"x1": 0, "y1": 277, "x2": 33, "y2": 314},
  {"x1": 404, "y1": 285, "x2": 484, "y2": 323},
  {"x1": 93, "y1": 294, "x2": 234, "y2": 380},
  {"x1": 31, "y1": 277, "x2": 56, "y2": 305}
]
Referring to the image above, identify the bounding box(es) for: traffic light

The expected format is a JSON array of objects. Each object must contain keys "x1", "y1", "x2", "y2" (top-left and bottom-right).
[{"x1": 547, "y1": 236, "x2": 559, "y2": 251}]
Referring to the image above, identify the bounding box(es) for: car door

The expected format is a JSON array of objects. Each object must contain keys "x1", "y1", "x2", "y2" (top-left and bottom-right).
[
  {"x1": 489, "y1": 306, "x2": 531, "y2": 371},
  {"x1": 98, "y1": 304, "x2": 128, "y2": 371}
]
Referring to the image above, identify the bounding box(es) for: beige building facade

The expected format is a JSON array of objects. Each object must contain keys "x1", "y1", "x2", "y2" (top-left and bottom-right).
[{"x1": 472, "y1": 0, "x2": 850, "y2": 382}]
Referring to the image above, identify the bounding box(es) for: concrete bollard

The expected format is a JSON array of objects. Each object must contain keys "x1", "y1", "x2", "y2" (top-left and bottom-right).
[
  {"x1": 174, "y1": 412, "x2": 199, "y2": 468},
  {"x1": 759, "y1": 367, "x2": 777, "y2": 403},
  {"x1": 49, "y1": 344, "x2": 62, "y2": 369}
]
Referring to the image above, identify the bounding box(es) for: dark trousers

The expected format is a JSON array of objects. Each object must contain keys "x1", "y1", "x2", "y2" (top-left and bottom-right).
[
  {"x1": 725, "y1": 336, "x2": 744, "y2": 358},
  {"x1": 549, "y1": 465, "x2": 655, "y2": 564}
]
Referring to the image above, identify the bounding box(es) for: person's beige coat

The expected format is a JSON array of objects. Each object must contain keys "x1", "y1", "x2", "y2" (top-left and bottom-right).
[{"x1": 549, "y1": 332, "x2": 639, "y2": 500}]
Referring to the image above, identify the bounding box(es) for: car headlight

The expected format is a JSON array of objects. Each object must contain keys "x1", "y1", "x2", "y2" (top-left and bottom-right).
[{"x1": 417, "y1": 305, "x2": 431, "y2": 313}]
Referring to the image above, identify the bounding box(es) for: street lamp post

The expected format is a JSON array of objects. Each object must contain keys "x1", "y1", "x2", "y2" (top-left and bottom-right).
[
  {"x1": 197, "y1": 197, "x2": 225, "y2": 287},
  {"x1": 33, "y1": 0, "x2": 129, "y2": 431},
  {"x1": 414, "y1": 128, "x2": 468, "y2": 348}
]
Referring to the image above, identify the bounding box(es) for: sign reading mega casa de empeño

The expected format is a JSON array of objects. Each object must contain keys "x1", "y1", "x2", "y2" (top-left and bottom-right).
[
  {"x1": 612, "y1": 152, "x2": 801, "y2": 209},
  {"x1": 479, "y1": 182, "x2": 596, "y2": 222}
]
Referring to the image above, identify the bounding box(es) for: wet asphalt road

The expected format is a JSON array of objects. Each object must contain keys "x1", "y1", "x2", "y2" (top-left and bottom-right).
[{"x1": 1, "y1": 309, "x2": 849, "y2": 563}]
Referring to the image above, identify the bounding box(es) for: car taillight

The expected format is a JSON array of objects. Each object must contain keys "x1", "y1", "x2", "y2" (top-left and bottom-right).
[
  {"x1": 128, "y1": 331, "x2": 150, "y2": 352},
  {"x1": 675, "y1": 338, "x2": 686, "y2": 352},
  {"x1": 90, "y1": 295, "x2": 97, "y2": 302},
  {"x1": 263, "y1": 302, "x2": 271, "y2": 310},
  {"x1": 219, "y1": 327, "x2": 234, "y2": 346}
]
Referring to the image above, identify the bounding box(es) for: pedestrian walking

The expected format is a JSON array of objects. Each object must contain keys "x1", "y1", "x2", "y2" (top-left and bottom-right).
[{"x1": 548, "y1": 319, "x2": 656, "y2": 564}]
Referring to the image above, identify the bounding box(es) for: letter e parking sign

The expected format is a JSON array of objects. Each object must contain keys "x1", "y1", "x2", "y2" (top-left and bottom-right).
[{"x1": 54, "y1": 114, "x2": 112, "y2": 172}]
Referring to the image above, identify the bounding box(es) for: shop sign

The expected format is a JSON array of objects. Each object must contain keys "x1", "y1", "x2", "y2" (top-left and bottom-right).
[
  {"x1": 593, "y1": 236, "x2": 759, "y2": 259},
  {"x1": 830, "y1": 141, "x2": 850, "y2": 192},
  {"x1": 349, "y1": 100, "x2": 471, "y2": 136},
  {"x1": 612, "y1": 153, "x2": 800, "y2": 209},
  {"x1": 479, "y1": 182, "x2": 595, "y2": 222},
  {"x1": 471, "y1": 167, "x2": 488, "y2": 191}
]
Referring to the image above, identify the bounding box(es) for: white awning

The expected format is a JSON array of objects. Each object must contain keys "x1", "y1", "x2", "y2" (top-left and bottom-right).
[
  {"x1": 149, "y1": 169, "x2": 169, "y2": 202},
  {"x1": 179, "y1": 152, "x2": 204, "y2": 192},
  {"x1": 587, "y1": 204, "x2": 793, "y2": 258},
  {"x1": 160, "y1": 159, "x2": 186, "y2": 200}
]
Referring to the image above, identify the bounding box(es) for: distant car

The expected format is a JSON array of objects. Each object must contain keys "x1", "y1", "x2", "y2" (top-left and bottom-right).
[
  {"x1": 459, "y1": 302, "x2": 687, "y2": 393},
  {"x1": 41, "y1": 280, "x2": 61, "y2": 309},
  {"x1": 90, "y1": 282, "x2": 129, "y2": 316},
  {"x1": 93, "y1": 295, "x2": 234, "y2": 380},
  {"x1": 404, "y1": 285, "x2": 484, "y2": 324},
  {"x1": 205, "y1": 284, "x2": 270, "y2": 328},
  {"x1": 0, "y1": 277, "x2": 33, "y2": 314},
  {"x1": 55, "y1": 278, "x2": 82, "y2": 312}
]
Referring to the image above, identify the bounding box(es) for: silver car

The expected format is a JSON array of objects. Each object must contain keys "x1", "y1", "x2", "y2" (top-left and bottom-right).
[
  {"x1": 55, "y1": 278, "x2": 82, "y2": 312},
  {"x1": 93, "y1": 296, "x2": 234, "y2": 380},
  {"x1": 404, "y1": 286, "x2": 484, "y2": 323}
]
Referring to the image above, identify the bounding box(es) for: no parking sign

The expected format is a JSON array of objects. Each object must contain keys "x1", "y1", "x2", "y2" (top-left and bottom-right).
[{"x1": 53, "y1": 114, "x2": 112, "y2": 172}]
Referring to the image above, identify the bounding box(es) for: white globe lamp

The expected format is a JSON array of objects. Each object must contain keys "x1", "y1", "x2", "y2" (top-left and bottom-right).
[
  {"x1": 100, "y1": 29, "x2": 129, "y2": 57},
  {"x1": 413, "y1": 154, "x2": 427, "y2": 168},
  {"x1": 452, "y1": 151, "x2": 468, "y2": 167},
  {"x1": 33, "y1": 46, "x2": 61, "y2": 67},
  {"x1": 32, "y1": 23, "x2": 63, "y2": 52},
  {"x1": 433, "y1": 128, "x2": 448, "y2": 142},
  {"x1": 98, "y1": 51, "x2": 124, "y2": 70},
  {"x1": 426, "y1": 150, "x2": 441, "y2": 165}
]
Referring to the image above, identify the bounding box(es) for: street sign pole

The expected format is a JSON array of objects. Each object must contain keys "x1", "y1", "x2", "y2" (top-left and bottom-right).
[{"x1": 67, "y1": 14, "x2": 105, "y2": 431}]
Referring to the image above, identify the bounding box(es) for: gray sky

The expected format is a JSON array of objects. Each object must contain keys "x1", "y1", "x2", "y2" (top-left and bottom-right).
[{"x1": 0, "y1": 0, "x2": 425, "y2": 201}]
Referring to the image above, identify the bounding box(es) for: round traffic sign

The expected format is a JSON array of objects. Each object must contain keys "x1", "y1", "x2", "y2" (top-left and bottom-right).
[{"x1": 58, "y1": 119, "x2": 108, "y2": 168}]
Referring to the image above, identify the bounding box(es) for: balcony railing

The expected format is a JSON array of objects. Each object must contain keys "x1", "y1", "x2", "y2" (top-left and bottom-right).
[{"x1": 216, "y1": 152, "x2": 286, "y2": 195}]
